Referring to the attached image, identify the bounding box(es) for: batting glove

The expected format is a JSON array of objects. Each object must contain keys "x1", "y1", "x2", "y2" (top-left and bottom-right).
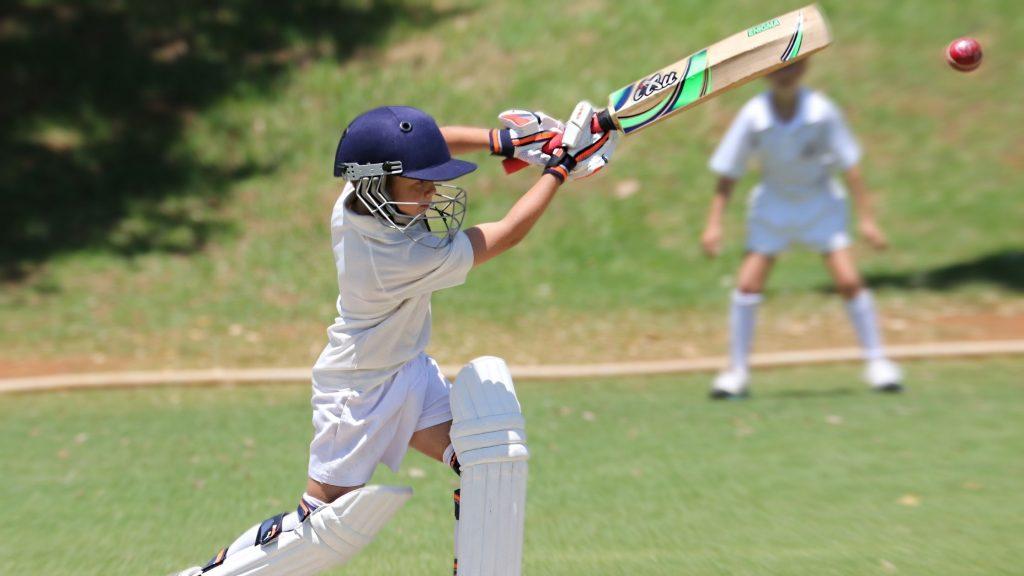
[
  {"x1": 543, "y1": 103, "x2": 618, "y2": 183},
  {"x1": 489, "y1": 110, "x2": 565, "y2": 167}
]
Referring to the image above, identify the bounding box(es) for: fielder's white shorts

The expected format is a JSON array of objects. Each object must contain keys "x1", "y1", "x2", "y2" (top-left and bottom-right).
[
  {"x1": 745, "y1": 183, "x2": 850, "y2": 255},
  {"x1": 308, "y1": 353, "x2": 453, "y2": 487}
]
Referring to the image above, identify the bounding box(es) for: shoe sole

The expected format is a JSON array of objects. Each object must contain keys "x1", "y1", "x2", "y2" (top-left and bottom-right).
[{"x1": 710, "y1": 390, "x2": 749, "y2": 400}]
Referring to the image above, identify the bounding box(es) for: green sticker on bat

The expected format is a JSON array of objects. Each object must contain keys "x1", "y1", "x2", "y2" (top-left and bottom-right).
[{"x1": 748, "y1": 18, "x2": 780, "y2": 37}]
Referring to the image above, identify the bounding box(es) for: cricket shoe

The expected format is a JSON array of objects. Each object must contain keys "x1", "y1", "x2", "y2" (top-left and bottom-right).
[
  {"x1": 710, "y1": 368, "x2": 750, "y2": 399},
  {"x1": 865, "y1": 358, "x2": 903, "y2": 393}
]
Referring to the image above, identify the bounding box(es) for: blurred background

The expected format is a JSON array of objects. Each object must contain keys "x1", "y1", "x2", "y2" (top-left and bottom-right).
[{"x1": 1, "y1": 1, "x2": 1021, "y2": 574}]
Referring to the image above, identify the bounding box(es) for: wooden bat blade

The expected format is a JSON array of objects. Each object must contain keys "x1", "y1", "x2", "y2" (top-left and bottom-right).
[
  {"x1": 502, "y1": 4, "x2": 832, "y2": 175},
  {"x1": 606, "y1": 4, "x2": 832, "y2": 135}
]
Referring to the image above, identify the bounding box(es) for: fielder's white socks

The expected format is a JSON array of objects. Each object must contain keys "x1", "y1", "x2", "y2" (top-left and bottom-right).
[
  {"x1": 845, "y1": 289, "x2": 885, "y2": 361},
  {"x1": 729, "y1": 290, "x2": 762, "y2": 371}
]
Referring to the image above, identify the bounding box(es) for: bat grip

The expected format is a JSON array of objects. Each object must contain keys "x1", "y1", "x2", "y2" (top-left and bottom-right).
[
  {"x1": 537, "y1": 114, "x2": 605, "y2": 155},
  {"x1": 592, "y1": 109, "x2": 617, "y2": 133},
  {"x1": 503, "y1": 110, "x2": 614, "y2": 175}
]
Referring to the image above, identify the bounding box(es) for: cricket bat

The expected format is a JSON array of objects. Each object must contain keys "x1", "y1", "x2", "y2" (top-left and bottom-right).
[{"x1": 504, "y1": 4, "x2": 832, "y2": 173}]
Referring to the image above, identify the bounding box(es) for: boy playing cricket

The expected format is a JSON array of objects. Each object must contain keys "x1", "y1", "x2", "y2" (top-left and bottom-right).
[
  {"x1": 701, "y1": 59, "x2": 903, "y2": 399},
  {"x1": 170, "y1": 105, "x2": 615, "y2": 575}
]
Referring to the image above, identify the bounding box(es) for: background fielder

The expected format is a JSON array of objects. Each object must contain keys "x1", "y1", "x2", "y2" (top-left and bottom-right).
[{"x1": 701, "y1": 59, "x2": 903, "y2": 399}]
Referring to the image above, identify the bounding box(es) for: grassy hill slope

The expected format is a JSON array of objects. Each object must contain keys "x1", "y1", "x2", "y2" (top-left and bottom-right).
[{"x1": 2, "y1": 0, "x2": 1022, "y2": 371}]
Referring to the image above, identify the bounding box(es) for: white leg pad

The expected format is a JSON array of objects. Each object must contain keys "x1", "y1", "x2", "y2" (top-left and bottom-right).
[
  {"x1": 450, "y1": 356, "x2": 529, "y2": 576},
  {"x1": 203, "y1": 485, "x2": 412, "y2": 576}
]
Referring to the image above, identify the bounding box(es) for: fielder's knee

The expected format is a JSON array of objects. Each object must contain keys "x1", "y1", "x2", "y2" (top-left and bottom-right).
[{"x1": 836, "y1": 280, "x2": 863, "y2": 299}]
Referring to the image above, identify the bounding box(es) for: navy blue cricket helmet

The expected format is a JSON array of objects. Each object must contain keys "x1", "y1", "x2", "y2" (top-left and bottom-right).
[
  {"x1": 334, "y1": 106, "x2": 476, "y2": 181},
  {"x1": 333, "y1": 106, "x2": 474, "y2": 247}
]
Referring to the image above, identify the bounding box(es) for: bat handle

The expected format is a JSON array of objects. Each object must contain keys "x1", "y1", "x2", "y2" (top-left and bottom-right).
[
  {"x1": 503, "y1": 110, "x2": 614, "y2": 175},
  {"x1": 591, "y1": 109, "x2": 617, "y2": 133}
]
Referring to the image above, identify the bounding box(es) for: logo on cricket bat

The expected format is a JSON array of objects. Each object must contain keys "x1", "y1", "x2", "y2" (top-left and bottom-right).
[
  {"x1": 748, "y1": 18, "x2": 780, "y2": 37},
  {"x1": 633, "y1": 71, "x2": 680, "y2": 102}
]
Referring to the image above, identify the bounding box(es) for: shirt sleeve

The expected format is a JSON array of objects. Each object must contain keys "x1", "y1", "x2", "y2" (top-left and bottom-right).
[
  {"x1": 381, "y1": 231, "x2": 475, "y2": 299},
  {"x1": 709, "y1": 106, "x2": 755, "y2": 179},
  {"x1": 826, "y1": 105, "x2": 861, "y2": 170}
]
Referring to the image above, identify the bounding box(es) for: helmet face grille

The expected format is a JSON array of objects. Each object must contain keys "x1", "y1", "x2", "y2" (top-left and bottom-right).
[
  {"x1": 412, "y1": 184, "x2": 467, "y2": 246},
  {"x1": 348, "y1": 168, "x2": 467, "y2": 248}
]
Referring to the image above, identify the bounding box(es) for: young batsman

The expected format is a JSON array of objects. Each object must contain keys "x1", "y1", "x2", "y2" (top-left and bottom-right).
[
  {"x1": 700, "y1": 59, "x2": 903, "y2": 399},
  {"x1": 170, "y1": 105, "x2": 615, "y2": 575}
]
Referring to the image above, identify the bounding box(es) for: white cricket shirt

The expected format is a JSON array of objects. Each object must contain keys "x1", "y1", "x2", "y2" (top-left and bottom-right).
[
  {"x1": 709, "y1": 88, "x2": 861, "y2": 201},
  {"x1": 312, "y1": 183, "x2": 474, "y2": 388}
]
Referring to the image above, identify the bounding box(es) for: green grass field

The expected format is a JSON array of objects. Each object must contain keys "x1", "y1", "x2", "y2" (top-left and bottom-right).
[
  {"x1": 2, "y1": 0, "x2": 1022, "y2": 372},
  {"x1": 2, "y1": 359, "x2": 1022, "y2": 575}
]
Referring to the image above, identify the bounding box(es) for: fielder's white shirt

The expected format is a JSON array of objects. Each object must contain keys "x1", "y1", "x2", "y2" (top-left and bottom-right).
[
  {"x1": 312, "y1": 183, "x2": 474, "y2": 389},
  {"x1": 710, "y1": 88, "x2": 860, "y2": 201}
]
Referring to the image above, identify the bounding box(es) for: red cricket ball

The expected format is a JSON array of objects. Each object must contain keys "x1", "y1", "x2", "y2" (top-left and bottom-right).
[{"x1": 946, "y1": 37, "x2": 983, "y2": 72}]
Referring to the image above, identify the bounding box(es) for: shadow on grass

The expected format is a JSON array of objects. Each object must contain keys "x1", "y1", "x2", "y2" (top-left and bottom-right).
[
  {"x1": 818, "y1": 250, "x2": 1024, "y2": 294},
  {"x1": 770, "y1": 387, "x2": 857, "y2": 400},
  {"x1": 1, "y1": 0, "x2": 463, "y2": 280}
]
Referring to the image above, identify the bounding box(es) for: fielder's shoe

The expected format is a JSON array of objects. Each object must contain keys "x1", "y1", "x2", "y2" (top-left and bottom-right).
[
  {"x1": 710, "y1": 368, "x2": 750, "y2": 399},
  {"x1": 865, "y1": 358, "x2": 903, "y2": 393}
]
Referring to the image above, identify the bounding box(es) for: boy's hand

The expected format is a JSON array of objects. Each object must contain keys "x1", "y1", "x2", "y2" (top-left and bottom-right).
[
  {"x1": 701, "y1": 223, "x2": 723, "y2": 257},
  {"x1": 859, "y1": 218, "x2": 888, "y2": 250},
  {"x1": 543, "y1": 127, "x2": 617, "y2": 183},
  {"x1": 490, "y1": 110, "x2": 564, "y2": 167}
]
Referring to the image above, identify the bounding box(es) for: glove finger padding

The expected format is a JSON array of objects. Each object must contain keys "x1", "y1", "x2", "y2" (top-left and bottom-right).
[
  {"x1": 497, "y1": 109, "x2": 563, "y2": 134},
  {"x1": 492, "y1": 109, "x2": 565, "y2": 167},
  {"x1": 566, "y1": 128, "x2": 618, "y2": 181}
]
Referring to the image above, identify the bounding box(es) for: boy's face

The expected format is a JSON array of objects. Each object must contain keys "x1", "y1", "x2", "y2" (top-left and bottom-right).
[
  {"x1": 766, "y1": 59, "x2": 808, "y2": 96},
  {"x1": 389, "y1": 175, "x2": 437, "y2": 216}
]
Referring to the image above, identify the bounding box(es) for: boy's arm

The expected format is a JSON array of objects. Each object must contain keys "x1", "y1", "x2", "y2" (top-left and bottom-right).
[
  {"x1": 701, "y1": 176, "x2": 735, "y2": 257},
  {"x1": 701, "y1": 103, "x2": 754, "y2": 258},
  {"x1": 440, "y1": 126, "x2": 491, "y2": 156},
  {"x1": 439, "y1": 125, "x2": 564, "y2": 266},
  {"x1": 844, "y1": 165, "x2": 888, "y2": 250},
  {"x1": 465, "y1": 174, "x2": 562, "y2": 266},
  {"x1": 442, "y1": 110, "x2": 564, "y2": 164},
  {"x1": 464, "y1": 129, "x2": 615, "y2": 266}
]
